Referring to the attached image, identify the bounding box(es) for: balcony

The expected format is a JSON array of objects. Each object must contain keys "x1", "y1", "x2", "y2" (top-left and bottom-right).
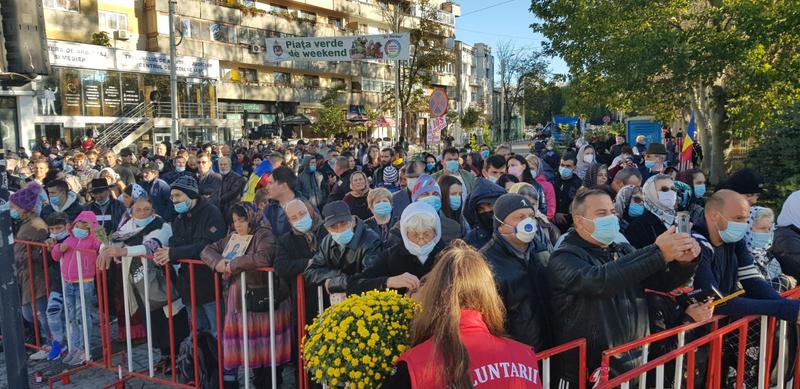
[{"x1": 217, "y1": 82, "x2": 331, "y2": 102}]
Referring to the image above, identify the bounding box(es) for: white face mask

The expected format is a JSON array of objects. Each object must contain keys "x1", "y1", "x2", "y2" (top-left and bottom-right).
[
  {"x1": 657, "y1": 190, "x2": 678, "y2": 208},
  {"x1": 583, "y1": 154, "x2": 594, "y2": 163},
  {"x1": 487, "y1": 175, "x2": 499, "y2": 184},
  {"x1": 406, "y1": 178, "x2": 418, "y2": 190}
]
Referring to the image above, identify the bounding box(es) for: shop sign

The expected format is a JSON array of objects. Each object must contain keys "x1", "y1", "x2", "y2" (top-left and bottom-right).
[{"x1": 267, "y1": 33, "x2": 410, "y2": 62}]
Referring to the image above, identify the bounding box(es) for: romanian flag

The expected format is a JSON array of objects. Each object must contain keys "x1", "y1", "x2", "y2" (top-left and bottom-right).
[
  {"x1": 680, "y1": 112, "x2": 696, "y2": 169},
  {"x1": 241, "y1": 160, "x2": 273, "y2": 202}
]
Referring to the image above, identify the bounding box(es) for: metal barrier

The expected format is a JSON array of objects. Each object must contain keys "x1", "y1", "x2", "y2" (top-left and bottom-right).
[
  {"x1": 597, "y1": 288, "x2": 800, "y2": 389},
  {"x1": 536, "y1": 338, "x2": 588, "y2": 389}
]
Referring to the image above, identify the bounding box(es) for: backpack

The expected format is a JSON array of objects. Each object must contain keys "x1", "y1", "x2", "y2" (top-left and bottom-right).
[{"x1": 176, "y1": 331, "x2": 219, "y2": 389}]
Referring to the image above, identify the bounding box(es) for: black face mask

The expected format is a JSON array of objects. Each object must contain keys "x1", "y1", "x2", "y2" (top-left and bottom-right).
[{"x1": 478, "y1": 211, "x2": 494, "y2": 230}]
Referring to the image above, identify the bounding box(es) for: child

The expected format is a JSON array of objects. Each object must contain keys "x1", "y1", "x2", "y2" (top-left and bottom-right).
[
  {"x1": 51, "y1": 211, "x2": 102, "y2": 366},
  {"x1": 35, "y1": 212, "x2": 70, "y2": 361}
]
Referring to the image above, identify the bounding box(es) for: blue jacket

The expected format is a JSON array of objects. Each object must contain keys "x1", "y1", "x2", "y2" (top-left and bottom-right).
[
  {"x1": 692, "y1": 219, "x2": 799, "y2": 321},
  {"x1": 162, "y1": 169, "x2": 193, "y2": 184},
  {"x1": 141, "y1": 178, "x2": 176, "y2": 222},
  {"x1": 264, "y1": 200, "x2": 291, "y2": 237},
  {"x1": 463, "y1": 178, "x2": 506, "y2": 250}
]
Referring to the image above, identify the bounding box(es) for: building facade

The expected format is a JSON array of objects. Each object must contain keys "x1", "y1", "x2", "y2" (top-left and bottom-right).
[
  {"x1": 451, "y1": 40, "x2": 493, "y2": 144},
  {"x1": 1, "y1": 0, "x2": 458, "y2": 152}
]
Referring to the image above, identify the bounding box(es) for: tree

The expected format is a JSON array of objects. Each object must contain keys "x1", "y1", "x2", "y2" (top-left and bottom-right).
[
  {"x1": 496, "y1": 41, "x2": 549, "y2": 142},
  {"x1": 529, "y1": 0, "x2": 800, "y2": 183},
  {"x1": 524, "y1": 83, "x2": 564, "y2": 125},
  {"x1": 312, "y1": 87, "x2": 348, "y2": 138},
  {"x1": 460, "y1": 107, "x2": 481, "y2": 130},
  {"x1": 381, "y1": 0, "x2": 454, "y2": 139}
]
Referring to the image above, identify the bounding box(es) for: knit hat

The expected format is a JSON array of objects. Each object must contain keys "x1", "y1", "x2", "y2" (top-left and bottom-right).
[
  {"x1": 720, "y1": 168, "x2": 764, "y2": 195},
  {"x1": 9, "y1": 183, "x2": 42, "y2": 213},
  {"x1": 170, "y1": 175, "x2": 200, "y2": 199},
  {"x1": 383, "y1": 165, "x2": 399, "y2": 184},
  {"x1": 645, "y1": 143, "x2": 667, "y2": 155},
  {"x1": 492, "y1": 193, "x2": 534, "y2": 229},
  {"x1": 411, "y1": 174, "x2": 440, "y2": 202}
]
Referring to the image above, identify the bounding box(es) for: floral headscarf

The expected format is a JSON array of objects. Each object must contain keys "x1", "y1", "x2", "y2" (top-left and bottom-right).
[
  {"x1": 642, "y1": 174, "x2": 677, "y2": 228},
  {"x1": 615, "y1": 185, "x2": 643, "y2": 218},
  {"x1": 746, "y1": 206, "x2": 789, "y2": 287}
]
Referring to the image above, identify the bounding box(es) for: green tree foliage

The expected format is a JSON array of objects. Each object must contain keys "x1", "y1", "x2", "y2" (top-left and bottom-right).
[
  {"x1": 745, "y1": 104, "x2": 800, "y2": 210},
  {"x1": 524, "y1": 83, "x2": 564, "y2": 125},
  {"x1": 460, "y1": 107, "x2": 481, "y2": 130},
  {"x1": 91, "y1": 32, "x2": 112, "y2": 47},
  {"x1": 313, "y1": 87, "x2": 348, "y2": 138},
  {"x1": 529, "y1": 0, "x2": 800, "y2": 184}
]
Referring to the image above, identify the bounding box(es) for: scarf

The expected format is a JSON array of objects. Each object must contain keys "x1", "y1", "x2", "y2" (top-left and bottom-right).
[
  {"x1": 614, "y1": 185, "x2": 642, "y2": 218},
  {"x1": 777, "y1": 190, "x2": 800, "y2": 228},
  {"x1": 746, "y1": 206, "x2": 783, "y2": 280},
  {"x1": 642, "y1": 175, "x2": 676, "y2": 228}
]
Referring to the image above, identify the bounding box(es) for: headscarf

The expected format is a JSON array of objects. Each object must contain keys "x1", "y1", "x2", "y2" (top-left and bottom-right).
[
  {"x1": 582, "y1": 164, "x2": 606, "y2": 189},
  {"x1": 289, "y1": 200, "x2": 324, "y2": 252},
  {"x1": 642, "y1": 174, "x2": 676, "y2": 228},
  {"x1": 777, "y1": 190, "x2": 800, "y2": 228},
  {"x1": 399, "y1": 202, "x2": 441, "y2": 264},
  {"x1": 746, "y1": 206, "x2": 783, "y2": 280},
  {"x1": 575, "y1": 144, "x2": 595, "y2": 182},
  {"x1": 232, "y1": 203, "x2": 266, "y2": 234},
  {"x1": 615, "y1": 185, "x2": 643, "y2": 218},
  {"x1": 99, "y1": 167, "x2": 120, "y2": 182}
]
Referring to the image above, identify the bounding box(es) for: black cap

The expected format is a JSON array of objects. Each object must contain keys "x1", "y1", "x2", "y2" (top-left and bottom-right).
[
  {"x1": 119, "y1": 148, "x2": 133, "y2": 157},
  {"x1": 322, "y1": 200, "x2": 353, "y2": 227},
  {"x1": 142, "y1": 162, "x2": 159, "y2": 172},
  {"x1": 646, "y1": 143, "x2": 667, "y2": 155},
  {"x1": 492, "y1": 193, "x2": 534, "y2": 229},
  {"x1": 720, "y1": 168, "x2": 764, "y2": 195}
]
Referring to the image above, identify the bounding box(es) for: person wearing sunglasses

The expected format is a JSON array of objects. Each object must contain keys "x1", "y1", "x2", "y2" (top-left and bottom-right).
[
  {"x1": 624, "y1": 174, "x2": 678, "y2": 249},
  {"x1": 639, "y1": 143, "x2": 668, "y2": 182},
  {"x1": 614, "y1": 185, "x2": 645, "y2": 231}
]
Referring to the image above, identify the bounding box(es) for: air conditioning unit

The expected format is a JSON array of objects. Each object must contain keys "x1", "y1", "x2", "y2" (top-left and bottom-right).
[
  {"x1": 249, "y1": 44, "x2": 262, "y2": 54},
  {"x1": 114, "y1": 30, "x2": 130, "y2": 41}
]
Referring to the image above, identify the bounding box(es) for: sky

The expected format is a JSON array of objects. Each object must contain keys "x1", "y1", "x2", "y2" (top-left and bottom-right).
[{"x1": 452, "y1": 0, "x2": 569, "y2": 76}]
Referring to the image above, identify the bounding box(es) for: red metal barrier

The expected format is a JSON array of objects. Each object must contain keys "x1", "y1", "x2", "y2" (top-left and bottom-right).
[{"x1": 536, "y1": 338, "x2": 588, "y2": 389}]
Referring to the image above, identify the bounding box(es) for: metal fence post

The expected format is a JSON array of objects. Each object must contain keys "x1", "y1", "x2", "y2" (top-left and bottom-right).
[{"x1": 0, "y1": 209, "x2": 30, "y2": 388}]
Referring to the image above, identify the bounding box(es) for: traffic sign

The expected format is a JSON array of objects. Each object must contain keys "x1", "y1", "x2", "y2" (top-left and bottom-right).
[
  {"x1": 603, "y1": 115, "x2": 611, "y2": 124},
  {"x1": 429, "y1": 88, "x2": 448, "y2": 117}
]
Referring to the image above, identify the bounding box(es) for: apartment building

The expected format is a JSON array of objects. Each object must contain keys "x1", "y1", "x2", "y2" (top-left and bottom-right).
[
  {"x1": 4, "y1": 0, "x2": 458, "y2": 152},
  {"x1": 451, "y1": 40, "x2": 494, "y2": 143}
]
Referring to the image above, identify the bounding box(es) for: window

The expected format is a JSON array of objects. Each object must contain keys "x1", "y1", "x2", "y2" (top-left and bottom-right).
[
  {"x1": 99, "y1": 11, "x2": 128, "y2": 31},
  {"x1": 178, "y1": 17, "x2": 209, "y2": 40},
  {"x1": 328, "y1": 17, "x2": 343, "y2": 29},
  {"x1": 270, "y1": 4, "x2": 288, "y2": 11},
  {"x1": 210, "y1": 23, "x2": 236, "y2": 43},
  {"x1": 274, "y1": 72, "x2": 291, "y2": 85},
  {"x1": 297, "y1": 10, "x2": 316, "y2": 22},
  {"x1": 362, "y1": 78, "x2": 393, "y2": 92},
  {"x1": 239, "y1": 68, "x2": 258, "y2": 83},
  {"x1": 330, "y1": 78, "x2": 346, "y2": 89},
  {"x1": 44, "y1": 0, "x2": 79, "y2": 12},
  {"x1": 303, "y1": 75, "x2": 320, "y2": 88}
]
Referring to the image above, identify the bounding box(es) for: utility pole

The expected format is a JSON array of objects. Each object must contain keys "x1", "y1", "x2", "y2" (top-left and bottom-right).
[
  {"x1": 499, "y1": 60, "x2": 505, "y2": 143},
  {"x1": 168, "y1": 0, "x2": 180, "y2": 144},
  {"x1": 393, "y1": 2, "x2": 401, "y2": 143},
  {"x1": 0, "y1": 206, "x2": 29, "y2": 389}
]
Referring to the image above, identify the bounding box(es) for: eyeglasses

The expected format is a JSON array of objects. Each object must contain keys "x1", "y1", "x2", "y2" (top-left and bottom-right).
[
  {"x1": 658, "y1": 186, "x2": 676, "y2": 193},
  {"x1": 631, "y1": 196, "x2": 644, "y2": 204}
]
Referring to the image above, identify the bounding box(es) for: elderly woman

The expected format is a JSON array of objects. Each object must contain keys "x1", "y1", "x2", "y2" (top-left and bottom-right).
[
  {"x1": 614, "y1": 185, "x2": 645, "y2": 231},
  {"x1": 365, "y1": 187, "x2": 394, "y2": 240},
  {"x1": 200, "y1": 204, "x2": 292, "y2": 387},
  {"x1": 348, "y1": 202, "x2": 445, "y2": 295},
  {"x1": 98, "y1": 196, "x2": 187, "y2": 364},
  {"x1": 99, "y1": 167, "x2": 125, "y2": 200},
  {"x1": 342, "y1": 171, "x2": 373, "y2": 220},
  {"x1": 624, "y1": 174, "x2": 678, "y2": 249},
  {"x1": 774, "y1": 191, "x2": 800, "y2": 281},
  {"x1": 746, "y1": 206, "x2": 796, "y2": 292}
]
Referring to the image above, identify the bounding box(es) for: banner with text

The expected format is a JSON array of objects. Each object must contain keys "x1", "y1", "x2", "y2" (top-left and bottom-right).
[
  {"x1": 427, "y1": 116, "x2": 446, "y2": 144},
  {"x1": 266, "y1": 33, "x2": 410, "y2": 62}
]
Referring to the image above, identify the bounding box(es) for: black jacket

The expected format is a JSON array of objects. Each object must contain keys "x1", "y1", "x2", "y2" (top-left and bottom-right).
[
  {"x1": 463, "y1": 178, "x2": 505, "y2": 249},
  {"x1": 390, "y1": 189, "x2": 412, "y2": 227},
  {"x1": 197, "y1": 171, "x2": 223, "y2": 207},
  {"x1": 547, "y1": 230, "x2": 696, "y2": 383},
  {"x1": 328, "y1": 169, "x2": 353, "y2": 202},
  {"x1": 347, "y1": 240, "x2": 445, "y2": 295},
  {"x1": 85, "y1": 199, "x2": 126, "y2": 236},
  {"x1": 295, "y1": 169, "x2": 329, "y2": 211},
  {"x1": 303, "y1": 219, "x2": 382, "y2": 293},
  {"x1": 555, "y1": 175, "x2": 583, "y2": 214},
  {"x1": 219, "y1": 171, "x2": 246, "y2": 215},
  {"x1": 623, "y1": 210, "x2": 668, "y2": 249},
  {"x1": 168, "y1": 199, "x2": 227, "y2": 305},
  {"x1": 773, "y1": 225, "x2": 800, "y2": 280},
  {"x1": 275, "y1": 224, "x2": 329, "y2": 326},
  {"x1": 480, "y1": 234, "x2": 552, "y2": 351}
]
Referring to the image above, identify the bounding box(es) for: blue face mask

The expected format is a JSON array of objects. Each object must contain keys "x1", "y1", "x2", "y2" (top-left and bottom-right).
[
  {"x1": 292, "y1": 214, "x2": 313, "y2": 233},
  {"x1": 175, "y1": 166, "x2": 186, "y2": 173},
  {"x1": 373, "y1": 202, "x2": 392, "y2": 217},
  {"x1": 584, "y1": 214, "x2": 619, "y2": 245},
  {"x1": 445, "y1": 160, "x2": 460, "y2": 173},
  {"x1": 750, "y1": 231, "x2": 773, "y2": 249},
  {"x1": 406, "y1": 239, "x2": 437, "y2": 258},
  {"x1": 50, "y1": 230, "x2": 69, "y2": 241},
  {"x1": 49, "y1": 195, "x2": 62, "y2": 207},
  {"x1": 645, "y1": 160, "x2": 657, "y2": 170},
  {"x1": 330, "y1": 228, "x2": 354, "y2": 246},
  {"x1": 426, "y1": 162, "x2": 435, "y2": 171},
  {"x1": 559, "y1": 167, "x2": 573, "y2": 179},
  {"x1": 133, "y1": 215, "x2": 155, "y2": 228},
  {"x1": 449, "y1": 195, "x2": 462, "y2": 210},
  {"x1": 174, "y1": 199, "x2": 192, "y2": 214},
  {"x1": 72, "y1": 227, "x2": 89, "y2": 240},
  {"x1": 694, "y1": 184, "x2": 706, "y2": 198},
  {"x1": 481, "y1": 150, "x2": 490, "y2": 159},
  {"x1": 628, "y1": 202, "x2": 645, "y2": 217},
  {"x1": 719, "y1": 217, "x2": 749, "y2": 243},
  {"x1": 9, "y1": 209, "x2": 20, "y2": 220},
  {"x1": 419, "y1": 195, "x2": 442, "y2": 212},
  {"x1": 308, "y1": 165, "x2": 317, "y2": 173}
]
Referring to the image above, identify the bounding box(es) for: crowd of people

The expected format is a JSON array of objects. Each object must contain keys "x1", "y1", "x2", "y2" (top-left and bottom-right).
[{"x1": 1, "y1": 132, "x2": 800, "y2": 388}]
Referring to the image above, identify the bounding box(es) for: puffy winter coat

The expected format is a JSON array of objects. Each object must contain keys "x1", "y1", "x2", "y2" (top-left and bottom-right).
[
  {"x1": 463, "y1": 178, "x2": 505, "y2": 249},
  {"x1": 303, "y1": 219, "x2": 382, "y2": 293}
]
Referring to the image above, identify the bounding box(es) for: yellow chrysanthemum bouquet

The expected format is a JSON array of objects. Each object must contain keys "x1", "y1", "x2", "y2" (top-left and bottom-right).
[{"x1": 301, "y1": 290, "x2": 419, "y2": 388}]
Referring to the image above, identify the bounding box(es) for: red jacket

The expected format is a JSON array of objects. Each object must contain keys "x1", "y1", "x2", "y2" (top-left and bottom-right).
[{"x1": 399, "y1": 310, "x2": 543, "y2": 389}]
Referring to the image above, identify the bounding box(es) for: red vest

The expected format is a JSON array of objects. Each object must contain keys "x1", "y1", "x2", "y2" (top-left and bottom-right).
[{"x1": 399, "y1": 310, "x2": 543, "y2": 389}]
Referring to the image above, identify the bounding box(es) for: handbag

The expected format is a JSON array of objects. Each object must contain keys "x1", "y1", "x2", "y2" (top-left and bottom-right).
[
  {"x1": 130, "y1": 258, "x2": 180, "y2": 311},
  {"x1": 244, "y1": 287, "x2": 271, "y2": 312}
]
